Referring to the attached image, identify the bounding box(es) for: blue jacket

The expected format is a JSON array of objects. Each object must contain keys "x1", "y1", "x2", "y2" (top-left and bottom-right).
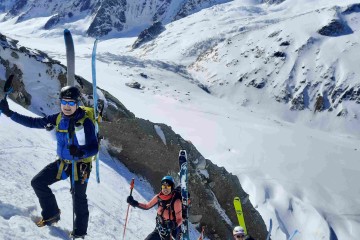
[{"x1": 10, "y1": 108, "x2": 98, "y2": 161}]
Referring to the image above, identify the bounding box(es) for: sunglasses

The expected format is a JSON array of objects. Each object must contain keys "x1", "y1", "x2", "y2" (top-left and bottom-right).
[
  {"x1": 61, "y1": 99, "x2": 77, "y2": 106},
  {"x1": 161, "y1": 184, "x2": 172, "y2": 189}
]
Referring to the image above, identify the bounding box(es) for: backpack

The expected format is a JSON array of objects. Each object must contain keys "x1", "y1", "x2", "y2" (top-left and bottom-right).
[
  {"x1": 55, "y1": 106, "x2": 101, "y2": 161},
  {"x1": 157, "y1": 185, "x2": 190, "y2": 222},
  {"x1": 54, "y1": 106, "x2": 101, "y2": 181},
  {"x1": 55, "y1": 106, "x2": 98, "y2": 129}
]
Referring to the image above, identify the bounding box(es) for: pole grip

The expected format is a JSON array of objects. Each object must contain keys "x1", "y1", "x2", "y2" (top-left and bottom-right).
[{"x1": 129, "y1": 178, "x2": 135, "y2": 196}]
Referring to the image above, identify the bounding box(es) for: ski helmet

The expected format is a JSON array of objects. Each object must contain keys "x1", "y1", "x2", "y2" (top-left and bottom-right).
[
  {"x1": 233, "y1": 226, "x2": 245, "y2": 236},
  {"x1": 161, "y1": 175, "x2": 175, "y2": 189},
  {"x1": 60, "y1": 86, "x2": 81, "y2": 101}
]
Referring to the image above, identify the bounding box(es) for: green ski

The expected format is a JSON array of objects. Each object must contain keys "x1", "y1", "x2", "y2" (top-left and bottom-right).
[{"x1": 233, "y1": 197, "x2": 248, "y2": 234}]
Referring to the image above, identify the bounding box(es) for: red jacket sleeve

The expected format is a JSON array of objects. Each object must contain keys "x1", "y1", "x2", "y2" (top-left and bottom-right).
[{"x1": 138, "y1": 194, "x2": 158, "y2": 210}]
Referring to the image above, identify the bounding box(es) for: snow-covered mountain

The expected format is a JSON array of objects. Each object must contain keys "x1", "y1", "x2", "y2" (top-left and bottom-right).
[
  {"x1": 1, "y1": 0, "x2": 360, "y2": 239},
  {"x1": 187, "y1": 2, "x2": 360, "y2": 116},
  {"x1": 0, "y1": 0, "x2": 242, "y2": 38}
]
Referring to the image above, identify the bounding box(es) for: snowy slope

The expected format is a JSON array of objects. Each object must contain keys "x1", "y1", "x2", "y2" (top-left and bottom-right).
[
  {"x1": 1, "y1": 0, "x2": 360, "y2": 239},
  {"x1": 0, "y1": 102, "x2": 201, "y2": 240},
  {"x1": 0, "y1": 102, "x2": 155, "y2": 239}
]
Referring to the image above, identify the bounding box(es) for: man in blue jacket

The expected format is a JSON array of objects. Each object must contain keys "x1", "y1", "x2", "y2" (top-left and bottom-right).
[{"x1": 0, "y1": 86, "x2": 98, "y2": 238}]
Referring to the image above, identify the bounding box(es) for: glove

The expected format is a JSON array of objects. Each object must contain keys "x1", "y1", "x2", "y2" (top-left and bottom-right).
[
  {"x1": 0, "y1": 99, "x2": 14, "y2": 117},
  {"x1": 45, "y1": 123, "x2": 55, "y2": 131},
  {"x1": 69, "y1": 145, "x2": 84, "y2": 157},
  {"x1": 166, "y1": 221, "x2": 176, "y2": 230},
  {"x1": 127, "y1": 195, "x2": 139, "y2": 207}
]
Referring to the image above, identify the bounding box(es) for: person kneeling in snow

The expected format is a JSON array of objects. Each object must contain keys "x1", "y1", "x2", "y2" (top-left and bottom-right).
[
  {"x1": 0, "y1": 86, "x2": 98, "y2": 239},
  {"x1": 127, "y1": 176, "x2": 183, "y2": 240}
]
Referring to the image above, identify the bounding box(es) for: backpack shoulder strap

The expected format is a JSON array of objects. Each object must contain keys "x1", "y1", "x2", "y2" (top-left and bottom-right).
[
  {"x1": 78, "y1": 106, "x2": 95, "y2": 126},
  {"x1": 55, "y1": 113, "x2": 66, "y2": 132},
  {"x1": 170, "y1": 187, "x2": 182, "y2": 220}
]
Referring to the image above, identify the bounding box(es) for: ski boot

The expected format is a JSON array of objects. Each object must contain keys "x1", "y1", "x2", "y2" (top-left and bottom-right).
[
  {"x1": 69, "y1": 231, "x2": 86, "y2": 239},
  {"x1": 35, "y1": 210, "x2": 61, "y2": 227}
]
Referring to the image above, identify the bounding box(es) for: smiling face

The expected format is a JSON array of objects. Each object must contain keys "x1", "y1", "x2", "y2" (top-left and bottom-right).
[
  {"x1": 233, "y1": 234, "x2": 245, "y2": 240},
  {"x1": 60, "y1": 99, "x2": 77, "y2": 115},
  {"x1": 161, "y1": 182, "x2": 172, "y2": 195}
]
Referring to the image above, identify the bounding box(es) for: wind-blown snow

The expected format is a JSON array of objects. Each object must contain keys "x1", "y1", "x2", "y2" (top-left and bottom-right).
[{"x1": 1, "y1": 0, "x2": 360, "y2": 239}]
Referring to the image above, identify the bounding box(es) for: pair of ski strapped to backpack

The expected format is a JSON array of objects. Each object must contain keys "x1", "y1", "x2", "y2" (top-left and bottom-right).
[
  {"x1": 55, "y1": 106, "x2": 102, "y2": 182},
  {"x1": 156, "y1": 186, "x2": 190, "y2": 240}
]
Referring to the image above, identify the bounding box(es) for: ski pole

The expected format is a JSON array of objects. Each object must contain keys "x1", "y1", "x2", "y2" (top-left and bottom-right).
[
  {"x1": 198, "y1": 226, "x2": 205, "y2": 240},
  {"x1": 0, "y1": 75, "x2": 14, "y2": 116},
  {"x1": 67, "y1": 119, "x2": 76, "y2": 240},
  {"x1": 123, "y1": 178, "x2": 135, "y2": 240}
]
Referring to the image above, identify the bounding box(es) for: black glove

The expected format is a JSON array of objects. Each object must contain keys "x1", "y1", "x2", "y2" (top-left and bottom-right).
[
  {"x1": 127, "y1": 195, "x2": 138, "y2": 207},
  {"x1": 45, "y1": 123, "x2": 55, "y2": 131},
  {"x1": 69, "y1": 145, "x2": 84, "y2": 157},
  {"x1": 166, "y1": 221, "x2": 176, "y2": 230},
  {"x1": 0, "y1": 99, "x2": 14, "y2": 117}
]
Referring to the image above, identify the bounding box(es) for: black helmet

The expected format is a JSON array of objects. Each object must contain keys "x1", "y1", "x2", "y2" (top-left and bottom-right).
[{"x1": 60, "y1": 86, "x2": 81, "y2": 101}]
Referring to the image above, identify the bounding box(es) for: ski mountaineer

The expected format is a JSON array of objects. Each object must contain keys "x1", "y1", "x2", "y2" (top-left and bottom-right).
[
  {"x1": 233, "y1": 226, "x2": 255, "y2": 240},
  {"x1": 0, "y1": 86, "x2": 98, "y2": 239},
  {"x1": 126, "y1": 176, "x2": 183, "y2": 240}
]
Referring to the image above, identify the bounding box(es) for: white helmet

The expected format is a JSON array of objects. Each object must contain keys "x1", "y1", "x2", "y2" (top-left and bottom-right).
[{"x1": 233, "y1": 226, "x2": 245, "y2": 235}]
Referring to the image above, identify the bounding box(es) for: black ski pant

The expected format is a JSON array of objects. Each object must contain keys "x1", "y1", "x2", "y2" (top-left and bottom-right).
[{"x1": 31, "y1": 160, "x2": 91, "y2": 234}]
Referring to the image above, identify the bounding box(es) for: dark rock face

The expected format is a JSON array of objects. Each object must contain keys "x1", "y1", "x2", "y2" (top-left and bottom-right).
[
  {"x1": 290, "y1": 93, "x2": 305, "y2": 110},
  {"x1": 87, "y1": 0, "x2": 127, "y2": 37},
  {"x1": 280, "y1": 41, "x2": 290, "y2": 46},
  {"x1": 273, "y1": 51, "x2": 286, "y2": 58},
  {"x1": 247, "y1": 78, "x2": 266, "y2": 89},
  {"x1": 175, "y1": 0, "x2": 233, "y2": 20},
  {"x1": 125, "y1": 81, "x2": 142, "y2": 89},
  {"x1": 1, "y1": 0, "x2": 234, "y2": 38},
  {"x1": 7, "y1": 0, "x2": 27, "y2": 18},
  {"x1": 314, "y1": 95, "x2": 324, "y2": 112},
  {"x1": 79, "y1": 0, "x2": 92, "y2": 12},
  {"x1": 343, "y1": 3, "x2": 360, "y2": 15},
  {"x1": 102, "y1": 118, "x2": 269, "y2": 240},
  {"x1": 44, "y1": 14, "x2": 61, "y2": 30},
  {"x1": 318, "y1": 19, "x2": 353, "y2": 37},
  {"x1": 153, "y1": 0, "x2": 172, "y2": 22},
  {"x1": 198, "y1": 83, "x2": 211, "y2": 94},
  {"x1": 132, "y1": 21, "x2": 165, "y2": 49}
]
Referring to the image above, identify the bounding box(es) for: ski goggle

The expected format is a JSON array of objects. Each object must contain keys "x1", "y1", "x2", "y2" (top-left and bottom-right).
[
  {"x1": 161, "y1": 184, "x2": 172, "y2": 189},
  {"x1": 61, "y1": 99, "x2": 77, "y2": 106}
]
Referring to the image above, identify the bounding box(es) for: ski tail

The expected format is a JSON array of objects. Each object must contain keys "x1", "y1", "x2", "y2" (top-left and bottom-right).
[
  {"x1": 265, "y1": 218, "x2": 272, "y2": 240},
  {"x1": 64, "y1": 29, "x2": 75, "y2": 86},
  {"x1": 233, "y1": 197, "x2": 248, "y2": 234},
  {"x1": 91, "y1": 39, "x2": 100, "y2": 184},
  {"x1": 288, "y1": 229, "x2": 299, "y2": 240}
]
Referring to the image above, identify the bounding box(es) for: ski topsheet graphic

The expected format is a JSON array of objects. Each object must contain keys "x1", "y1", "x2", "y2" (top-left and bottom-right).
[
  {"x1": 233, "y1": 196, "x2": 248, "y2": 234},
  {"x1": 179, "y1": 150, "x2": 189, "y2": 240}
]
